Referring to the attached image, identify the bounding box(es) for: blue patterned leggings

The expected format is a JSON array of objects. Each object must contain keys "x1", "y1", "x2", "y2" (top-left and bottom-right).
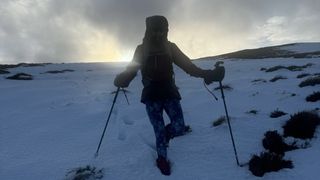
[{"x1": 145, "y1": 99, "x2": 186, "y2": 159}]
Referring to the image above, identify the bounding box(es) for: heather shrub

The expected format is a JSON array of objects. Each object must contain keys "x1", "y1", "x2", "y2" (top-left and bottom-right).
[
  {"x1": 282, "y1": 111, "x2": 320, "y2": 139},
  {"x1": 249, "y1": 152, "x2": 293, "y2": 177},
  {"x1": 270, "y1": 109, "x2": 287, "y2": 118},
  {"x1": 269, "y1": 75, "x2": 287, "y2": 82},
  {"x1": 262, "y1": 131, "x2": 298, "y2": 155},
  {"x1": 296, "y1": 73, "x2": 310, "y2": 79},
  {"x1": 6, "y1": 73, "x2": 33, "y2": 80},
  {"x1": 306, "y1": 91, "x2": 320, "y2": 102},
  {"x1": 299, "y1": 76, "x2": 320, "y2": 87},
  {"x1": 65, "y1": 165, "x2": 104, "y2": 180}
]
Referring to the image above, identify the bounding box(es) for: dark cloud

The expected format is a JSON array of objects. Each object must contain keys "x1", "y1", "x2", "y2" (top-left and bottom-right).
[{"x1": 0, "y1": 0, "x2": 319, "y2": 63}]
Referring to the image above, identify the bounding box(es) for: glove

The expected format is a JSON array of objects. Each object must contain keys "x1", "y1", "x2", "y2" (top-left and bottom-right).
[
  {"x1": 203, "y1": 66, "x2": 225, "y2": 85},
  {"x1": 114, "y1": 72, "x2": 130, "y2": 88}
]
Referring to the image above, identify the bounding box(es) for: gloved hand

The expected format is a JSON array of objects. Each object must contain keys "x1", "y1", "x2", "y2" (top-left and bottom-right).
[
  {"x1": 114, "y1": 72, "x2": 130, "y2": 88},
  {"x1": 203, "y1": 66, "x2": 225, "y2": 85}
]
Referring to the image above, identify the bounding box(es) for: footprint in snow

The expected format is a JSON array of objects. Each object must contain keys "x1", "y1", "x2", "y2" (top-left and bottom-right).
[
  {"x1": 123, "y1": 116, "x2": 134, "y2": 125},
  {"x1": 118, "y1": 131, "x2": 127, "y2": 141}
]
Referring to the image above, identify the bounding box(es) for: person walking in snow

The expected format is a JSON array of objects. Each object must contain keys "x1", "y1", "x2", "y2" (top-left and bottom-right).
[{"x1": 114, "y1": 15, "x2": 225, "y2": 175}]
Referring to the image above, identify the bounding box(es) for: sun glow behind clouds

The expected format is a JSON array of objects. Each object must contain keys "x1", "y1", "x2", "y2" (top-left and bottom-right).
[
  {"x1": 1, "y1": 0, "x2": 320, "y2": 64},
  {"x1": 83, "y1": 32, "x2": 121, "y2": 62},
  {"x1": 75, "y1": 22, "x2": 134, "y2": 62}
]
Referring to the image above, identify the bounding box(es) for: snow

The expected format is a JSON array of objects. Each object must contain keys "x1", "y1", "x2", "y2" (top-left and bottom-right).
[
  {"x1": 279, "y1": 43, "x2": 320, "y2": 53},
  {"x1": 1, "y1": 58, "x2": 320, "y2": 180}
]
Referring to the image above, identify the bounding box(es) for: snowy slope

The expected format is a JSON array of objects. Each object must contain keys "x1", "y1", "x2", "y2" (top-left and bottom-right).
[
  {"x1": 199, "y1": 42, "x2": 320, "y2": 60},
  {"x1": 1, "y1": 58, "x2": 320, "y2": 180},
  {"x1": 279, "y1": 43, "x2": 320, "y2": 53}
]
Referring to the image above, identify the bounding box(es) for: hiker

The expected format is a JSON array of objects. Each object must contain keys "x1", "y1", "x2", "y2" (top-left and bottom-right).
[{"x1": 114, "y1": 15, "x2": 225, "y2": 175}]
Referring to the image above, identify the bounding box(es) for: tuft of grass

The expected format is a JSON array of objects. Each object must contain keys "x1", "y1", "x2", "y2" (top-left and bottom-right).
[
  {"x1": 43, "y1": 69, "x2": 75, "y2": 74},
  {"x1": 260, "y1": 67, "x2": 267, "y2": 71},
  {"x1": 212, "y1": 116, "x2": 226, "y2": 127},
  {"x1": 270, "y1": 109, "x2": 287, "y2": 118},
  {"x1": 283, "y1": 111, "x2": 320, "y2": 139},
  {"x1": 269, "y1": 75, "x2": 287, "y2": 82},
  {"x1": 296, "y1": 73, "x2": 311, "y2": 79},
  {"x1": 65, "y1": 165, "x2": 104, "y2": 180},
  {"x1": 246, "y1": 110, "x2": 259, "y2": 115},
  {"x1": 249, "y1": 152, "x2": 293, "y2": 177},
  {"x1": 306, "y1": 91, "x2": 320, "y2": 102},
  {"x1": 251, "y1": 79, "x2": 267, "y2": 84},
  {"x1": 299, "y1": 76, "x2": 320, "y2": 87},
  {"x1": 265, "y1": 65, "x2": 286, "y2": 72},
  {"x1": 214, "y1": 84, "x2": 233, "y2": 91}
]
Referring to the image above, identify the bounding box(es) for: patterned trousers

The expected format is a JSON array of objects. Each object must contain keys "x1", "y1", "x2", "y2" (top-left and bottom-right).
[{"x1": 145, "y1": 99, "x2": 186, "y2": 159}]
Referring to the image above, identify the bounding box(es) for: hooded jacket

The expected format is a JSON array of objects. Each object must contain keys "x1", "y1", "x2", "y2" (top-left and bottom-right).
[{"x1": 117, "y1": 16, "x2": 207, "y2": 103}]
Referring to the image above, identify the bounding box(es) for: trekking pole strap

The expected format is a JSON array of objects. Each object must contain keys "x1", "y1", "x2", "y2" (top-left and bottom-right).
[
  {"x1": 203, "y1": 81, "x2": 218, "y2": 101},
  {"x1": 121, "y1": 88, "x2": 130, "y2": 105}
]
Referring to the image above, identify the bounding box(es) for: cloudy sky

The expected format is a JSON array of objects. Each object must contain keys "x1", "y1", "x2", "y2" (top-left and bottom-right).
[{"x1": 1, "y1": 0, "x2": 319, "y2": 64}]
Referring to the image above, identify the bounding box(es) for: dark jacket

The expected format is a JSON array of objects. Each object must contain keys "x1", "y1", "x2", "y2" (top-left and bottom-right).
[{"x1": 120, "y1": 41, "x2": 206, "y2": 103}]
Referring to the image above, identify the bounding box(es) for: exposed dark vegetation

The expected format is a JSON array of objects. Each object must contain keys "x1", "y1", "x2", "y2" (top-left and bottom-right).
[
  {"x1": 43, "y1": 69, "x2": 75, "y2": 74},
  {"x1": 6, "y1": 73, "x2": 33, "y2": 80},
  {"x1": 262, "y1": 63, "x2": 313, "y2": 73},
  {"x1": 214, "y1": 84, "x2": 233, "y2": 91},
  {"x1": 199, "y1": 43, "x2": 320, "y2": 60},
  {"x1": 299, "y1": 76, "x2": 320, "y2": 87},
  {"x1": 269, "y1": 75, "x2": 288, "y2": 82},
  {"x1": 250, "y1": 110, "x2": 320, "y2": 176},
  {"x1": 0, "y1": 63, "x2": 51, "y2": 69},
  {"x1": 282, "y1": 111, "x2": 320, "y2": 139},
  {"x1": 251, "y1": 79, "x2": 267, "y2": 84},
  {"x1": 249, "y1": 152, "x2": 293, "y2": 177},
  {"x1": 262, "y1": 131, "x2": 298, "y2": 155},
  {"x1": 296, "y1": 73, "x2": 311, "y2": 79},
  {"x1": 270, "y1": 109, "x2": 287, "y2": 118},
  {"x1": 246, "y1": 110, "x2": 259, "y2": 115},
  {"x1": 0, "y1": 69, "x2": 10, "y2": 74},
  {"x1": 212, "y1": 116, "x2": 226, "y2": 127},
  {"x1": 65, "y1": 165, "x2": 104, "y2": 180},
  {"x1": 306, "y1": 91, "x2": 320, "y2": 102}
]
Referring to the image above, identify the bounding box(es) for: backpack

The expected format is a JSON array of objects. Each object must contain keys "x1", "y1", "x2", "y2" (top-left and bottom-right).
[{"x1": 140, "y1": 42, "x2": 175, "y2": 86}]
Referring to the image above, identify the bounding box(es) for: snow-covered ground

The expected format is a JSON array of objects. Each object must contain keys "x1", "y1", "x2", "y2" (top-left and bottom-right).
[{"x1": 1, "y1": 58, "x2": 319, "y2": 180}]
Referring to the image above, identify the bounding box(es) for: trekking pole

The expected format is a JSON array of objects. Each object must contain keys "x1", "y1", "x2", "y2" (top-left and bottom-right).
[
  {"x1": 215, "y1": 62, "x2": 240, "y2": 166},
  {"x1": 94, "y1": 87, "x2": 120, "y2": 158}
]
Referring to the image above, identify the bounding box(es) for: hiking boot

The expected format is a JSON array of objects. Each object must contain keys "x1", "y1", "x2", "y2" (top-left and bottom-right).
[{"x1": 156, "y1": 156, "x2": 171, "y2": 176}]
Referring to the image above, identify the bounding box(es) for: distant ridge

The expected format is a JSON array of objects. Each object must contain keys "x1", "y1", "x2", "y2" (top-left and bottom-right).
[{"x1": 197, "y1": 42, "x2": 320, "y2": 60}]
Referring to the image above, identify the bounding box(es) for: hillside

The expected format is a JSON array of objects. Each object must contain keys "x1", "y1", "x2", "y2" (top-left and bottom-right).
[{"x1": 198, "y1": 43, "x2": 320, "y2": 60}]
